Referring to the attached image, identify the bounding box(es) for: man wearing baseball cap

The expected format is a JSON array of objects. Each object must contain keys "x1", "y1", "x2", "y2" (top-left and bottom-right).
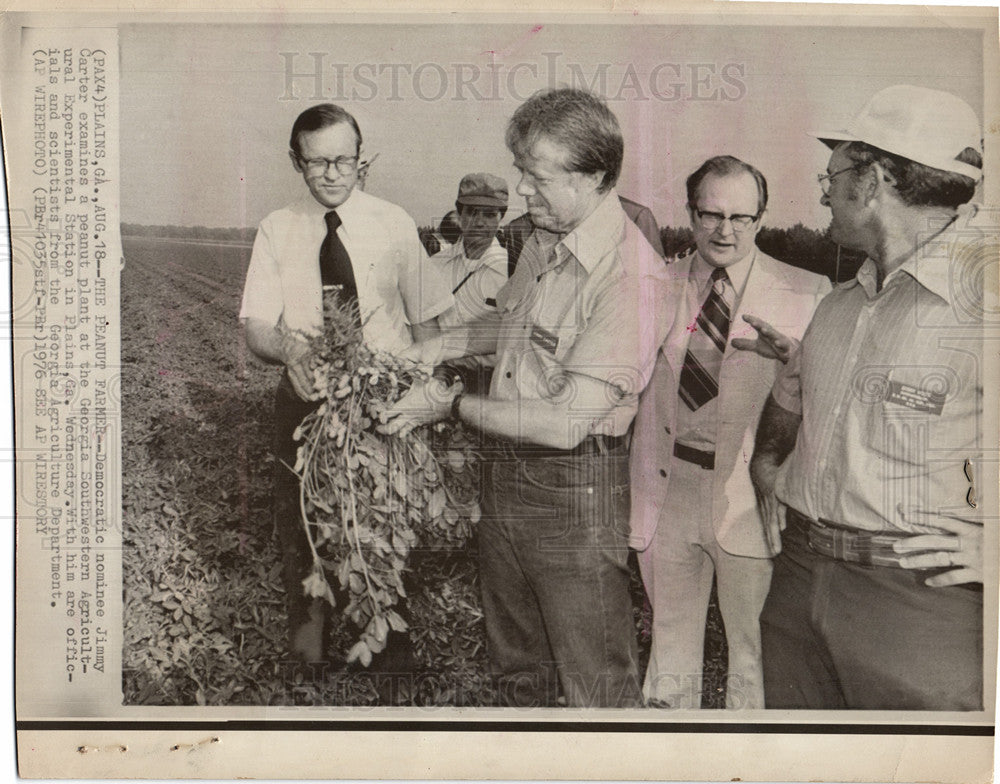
[
  {"x1": 433, "y1": 173, "x2": 510, "y2": 329},
  {"x1": 430, "y1": 173, "x2": 510, "y2": 393},
  {"x1": 744, "y1": 84, "x2": 990, "y2": 709}
]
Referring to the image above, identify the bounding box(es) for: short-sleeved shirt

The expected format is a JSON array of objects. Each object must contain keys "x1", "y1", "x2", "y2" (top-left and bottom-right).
[
  {"x1": 773, "y1": 206, "x2": 989, "y2": 533},
  {"x1": 239, "y1": 188, "x2": 452, "y2": 355},
  {"x1": 490, "y1": 190, "x2": 673, "y2": 439},
  {"x1": 432, "y1": 237, "x2": 508, "y2": 330}
]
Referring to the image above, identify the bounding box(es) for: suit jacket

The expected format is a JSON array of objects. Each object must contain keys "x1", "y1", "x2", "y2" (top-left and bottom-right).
[
  {"x1": 618, "y1": 196, "x2": 665, "y2": 258},
  {"x1": 629, "y1": 248, "x2": 831, "y2": 557}
]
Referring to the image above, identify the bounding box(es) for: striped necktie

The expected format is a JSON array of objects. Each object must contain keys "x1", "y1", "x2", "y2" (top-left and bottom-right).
[{"x1": 678, "y1": 266, "x2": 734, "y2": 411}]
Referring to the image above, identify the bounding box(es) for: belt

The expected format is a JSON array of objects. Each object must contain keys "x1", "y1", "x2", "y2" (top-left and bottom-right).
[
  {"x1": 673, "y1": 442, "x2": 714, "y2": 470},
  {"x1": 507, "y1": 434, "x2": 626, "y2": 461},
  {"x1": 787, "y1": 509, "x2": 982, "y2": 592},
  {"x1": 787, "y1": 508, "x2": 911, "y2": 568}
]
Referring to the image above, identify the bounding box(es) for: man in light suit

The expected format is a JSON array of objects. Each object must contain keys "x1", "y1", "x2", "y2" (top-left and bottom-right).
[{"x1": 630, "y1": 156, "x2": 831, "y2": 709}]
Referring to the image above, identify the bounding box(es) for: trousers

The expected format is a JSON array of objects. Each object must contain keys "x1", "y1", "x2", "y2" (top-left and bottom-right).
[
  {"x1": 271, "y1": 374, "x2": 325, "y2": 659},
  {"x1": 761, "y1": 510, "x2": 983, "y2": 710},
  {"x1": 637, "y1": 455, "x2": 771, "y2": 709},
  {"x1": 478, "y1": 441, "x2": 642, "y2": 708},
  {"x1": 271, "y1": 373, "x2": 416, "y2": 673}
]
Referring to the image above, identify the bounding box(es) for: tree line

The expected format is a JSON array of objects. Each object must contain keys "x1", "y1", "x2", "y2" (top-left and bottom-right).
[
  {"x1": 122, "y1": 223, "x2": 258, "y2": 244},
  {"x1": 122, "y1": 221, "x2": 865, "y2": 284},
  {"x1": 658, "y1": 223, "x2": 866, "y2": 283},
  {"x1": 418, "y1": 221, "x2": 866, "y2": 284}
]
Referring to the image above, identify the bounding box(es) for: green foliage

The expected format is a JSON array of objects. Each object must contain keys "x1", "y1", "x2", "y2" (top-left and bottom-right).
[
  {"x1": 120, "y1": 237, "x2": 288, "y2": 705},
  {"x1": 120, "y1": 223, "x2": 257, "y2": 244},
  {"x1": 659, "y1": 225, "x2": 695, "y2": 258},
  {"x1": 757, "y1": 223, "x2": 866, "y2": 282},
  {"x1": 417, "y1": 226, "x2": 441, "y2": 256}
]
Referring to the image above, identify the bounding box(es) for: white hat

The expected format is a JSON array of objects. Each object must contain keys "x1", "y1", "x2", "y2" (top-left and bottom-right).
[{"x1": 812, "y1": 85, "x2": 982, "y2": 181}]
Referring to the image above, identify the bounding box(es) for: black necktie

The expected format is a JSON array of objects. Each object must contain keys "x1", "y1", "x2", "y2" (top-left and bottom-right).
[
  {"x1": 320, "y1": 211, "x2": 360, "y2": 313},
  {"x1": 678, "y1": 267, "x2": 734, "y2": 411}
]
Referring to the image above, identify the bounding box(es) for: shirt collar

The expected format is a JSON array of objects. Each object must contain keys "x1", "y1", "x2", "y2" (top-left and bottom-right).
[
  {"x1": 556, "y1": 189, "x2": 625, "y2": 275},
  {"x1": 329, "y1": 187, "x2": 364, "y2": 237},
  {"x1": 853, "y1": 253, "x2": 950, "y2": 302},
  {"x1": 853, "y1": 206, "x2": 977, "y2": 303},
  {"x1": 690, "y1": 246, "x2": 756, "y2": 298},
  {"x1": 851, "y1": 259, "x2": 878, "y2": 298},
  {"x1": 300, "y1": 186, "x2": 362, "y2": 235},
  {"x1": 439, "y1": 236, "x2": 501, "y2": 265}
]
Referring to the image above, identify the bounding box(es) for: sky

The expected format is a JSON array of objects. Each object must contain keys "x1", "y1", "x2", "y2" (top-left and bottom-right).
[{"x1": 119, "y1": 16, "x2": 985, "y2": 232}]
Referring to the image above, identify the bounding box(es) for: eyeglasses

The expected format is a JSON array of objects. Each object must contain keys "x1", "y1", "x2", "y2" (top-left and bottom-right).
[
  {"x1": 295, "y1": 154, "x2": 359, "y2": 177},
  {"x1": 817, "y1": 164, "x2": 860, "y2": 195},
  {"x1": 692, "y1": 209, "x2": 760, "y2": 232}
]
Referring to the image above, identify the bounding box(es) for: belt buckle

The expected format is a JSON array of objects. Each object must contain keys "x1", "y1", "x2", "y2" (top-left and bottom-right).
[{"x1": 808, "y1": 519, "x2": 907, "y2": 568}]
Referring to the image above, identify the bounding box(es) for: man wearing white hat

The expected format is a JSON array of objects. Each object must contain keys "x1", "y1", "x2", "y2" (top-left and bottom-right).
[{"x1": 745, "y1": 85, "x2": 989, "y2": 709}]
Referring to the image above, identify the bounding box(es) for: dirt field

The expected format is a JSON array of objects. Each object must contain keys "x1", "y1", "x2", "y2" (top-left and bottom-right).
[{"x1": 120, "y1": 233, "x2": 727, "y2": 707}]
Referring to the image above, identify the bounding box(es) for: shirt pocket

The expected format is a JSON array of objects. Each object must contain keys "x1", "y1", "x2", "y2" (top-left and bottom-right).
[{"x1": 861, "y1": 364, "x2": 962, "y2": 466}]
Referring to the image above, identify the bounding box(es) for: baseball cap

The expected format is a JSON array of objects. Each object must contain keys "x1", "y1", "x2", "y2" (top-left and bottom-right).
[
  {"x1": 812, "y1": 85, "x2": 982, "y2": 181},
  {"x1": 456, "y1": 173, "x2": 509, "y2": 208}
]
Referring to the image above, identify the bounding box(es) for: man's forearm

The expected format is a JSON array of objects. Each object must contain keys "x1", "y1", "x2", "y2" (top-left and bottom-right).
[
  {"x1": 244, "y1": 317, "x2": 322, "y2": 400},
  {"x1": 749, "y1": 393, "x2": 802, "y2": 496},
  {"x1": 411, "y1": 317, "x2": 441, "y2": 345},
  {"x1": 243, "y1": 317, "x2": 286, "y2": 365},
  {"x1": 440, "y1": 316, "x2": 502, "y2": 360},
  {"x1": 455, "y1": 394, "x2": 593, "y2": 449},
  {"x1": 409, "y1": 321, "x2": 500, "y2": 366},
  {"x1": 454, "y1": 370, "x2": 619, "y2": 450}
]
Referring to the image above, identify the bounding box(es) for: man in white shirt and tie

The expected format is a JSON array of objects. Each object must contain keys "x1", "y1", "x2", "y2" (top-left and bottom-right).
[{"x1": 240, "y1": 103, "x2": 452, "y2": 665}]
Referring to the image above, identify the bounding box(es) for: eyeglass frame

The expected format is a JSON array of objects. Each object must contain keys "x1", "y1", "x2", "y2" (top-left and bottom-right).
[
  {"x1": 690, "y1": 207, "x2": 762, "y2": 232},
  {"x1": 293, "y1": 152, "x2": 361, "y2": 177},
  {"x1": 817, "y1": 164, "x2": 862, "y2": 196}
]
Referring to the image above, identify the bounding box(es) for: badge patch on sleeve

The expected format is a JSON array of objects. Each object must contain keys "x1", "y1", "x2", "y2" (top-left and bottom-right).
[
  {"x1": 529, "y1": 324, "x2": 559, "y2": 355},
  {"x1": 885, "y1": 379, "x2": 946, "y2": 415}
]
